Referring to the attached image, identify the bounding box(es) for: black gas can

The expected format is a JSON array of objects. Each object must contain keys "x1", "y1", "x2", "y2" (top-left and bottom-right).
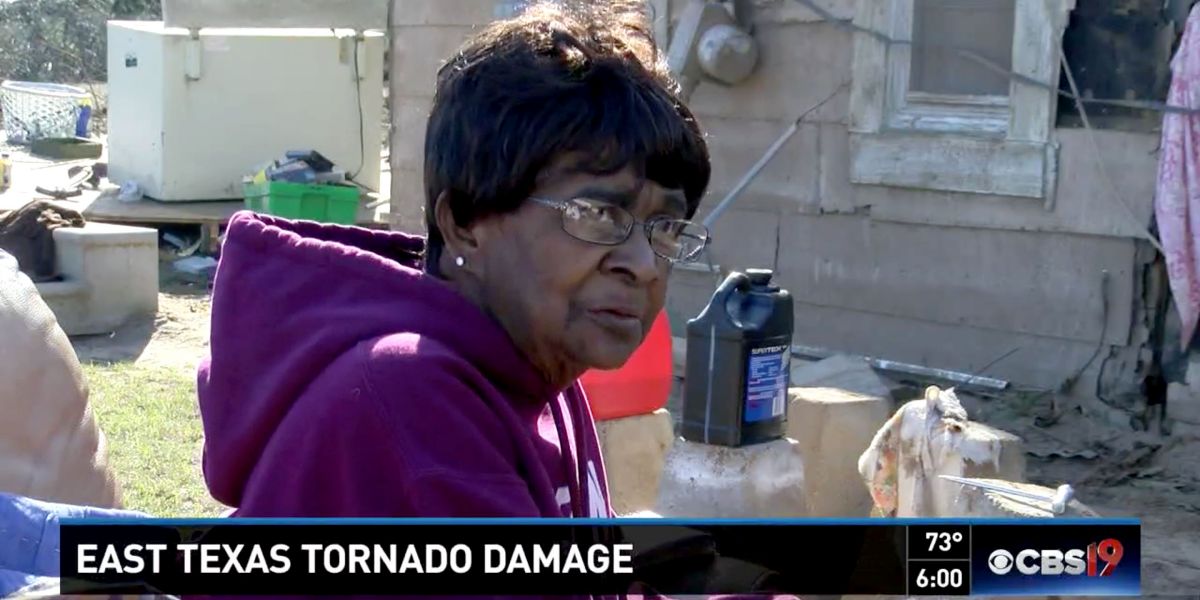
[{"x1": 680, "y1": 269, "x2": 794, "y2": 447}]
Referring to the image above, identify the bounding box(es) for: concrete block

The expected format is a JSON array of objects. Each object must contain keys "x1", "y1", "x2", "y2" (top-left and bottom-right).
[
  {"x1": 789, "y1": 354, "x2": 892, "y2": 399},
  {"x1": 787, "y1": 386, "x2": 891, "y2": 517},
  {"x1": 595, "y1": 409, "x2": 675, "y2": 516},
  {"x1": 948, "y1": 479, "x2": 1100, "y2": 518},
  {"x1": 955, "y1": 420, "x2": 1027, "y2": 482},
  {"x1": 656, "y1": 437, "x2": 807, "y2": 517},
  {"x1": 34, "y1": 280, "x2": 91, "y2": 334},
  {"x1": 36, "y1": 223, "x2": 158, "y2": 336},
  {"x1": 687, "y1": 22, "x2": 851, "y2": 123}
]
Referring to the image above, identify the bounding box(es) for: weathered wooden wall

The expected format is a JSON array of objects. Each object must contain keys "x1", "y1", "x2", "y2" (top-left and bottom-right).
[{"x1": 389, "y1": 0, "x2": 1163, "y2": 396}]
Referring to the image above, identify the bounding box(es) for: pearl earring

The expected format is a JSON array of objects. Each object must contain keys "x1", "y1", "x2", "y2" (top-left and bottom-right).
[{"x1": 455, "y1": 256, "x2": 466, "y2": 267}]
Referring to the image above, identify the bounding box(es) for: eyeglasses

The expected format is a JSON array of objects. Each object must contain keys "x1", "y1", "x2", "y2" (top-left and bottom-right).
[{"x1": 528, "y1": 196, "x2": 710, "y2": 263}]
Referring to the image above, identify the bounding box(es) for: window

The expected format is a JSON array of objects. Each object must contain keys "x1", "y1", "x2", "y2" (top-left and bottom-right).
[
  {"x1": 848, "y1": 0, "x2": 1076, "y2": 203},
  {"x1": 910, "y1": 0, "x2": 1015, "y2": 97},
  {"x1": 898, "y1": 0, "x2": 1014, "y2": 134}
]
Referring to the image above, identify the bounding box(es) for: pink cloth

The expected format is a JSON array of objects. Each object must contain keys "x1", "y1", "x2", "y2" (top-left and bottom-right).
[{"x1": 1157, "y1": 4, "x2": 1200, "y2": 349}]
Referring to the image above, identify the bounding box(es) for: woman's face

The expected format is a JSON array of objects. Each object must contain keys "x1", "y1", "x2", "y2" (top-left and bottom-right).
[{"x1": 466, "y1": 154, "x2": 689, "y2": 385}]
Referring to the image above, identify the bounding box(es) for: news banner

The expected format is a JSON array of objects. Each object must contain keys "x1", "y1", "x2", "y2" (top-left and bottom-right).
[{"x1": 59, "y1": 518, "x2": 1140, "y2": 596}]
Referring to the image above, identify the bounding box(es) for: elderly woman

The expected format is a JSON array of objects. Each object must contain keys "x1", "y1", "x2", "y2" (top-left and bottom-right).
[{"x1": 198, "y1": 0, "x2": 710, "y2": 518}]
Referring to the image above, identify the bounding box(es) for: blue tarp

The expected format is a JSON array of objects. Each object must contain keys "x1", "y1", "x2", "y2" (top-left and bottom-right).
[{"x1": 0, "y1": 492, "x2": 147, "y2": 597}]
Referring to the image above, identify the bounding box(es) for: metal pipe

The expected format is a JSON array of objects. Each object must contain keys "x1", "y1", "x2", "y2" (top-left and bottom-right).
[
  {"x1": 940, "y1": 475, "x2": 1074, "y2": 515},
  {"x1": 790, "y1": 343, "x2": 1010, "y2": 390}
]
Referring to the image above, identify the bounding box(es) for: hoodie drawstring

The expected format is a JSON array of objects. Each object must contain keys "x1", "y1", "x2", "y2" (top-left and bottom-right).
[
  {"x1": 548, "y1": 396, "x2": 585, "y2": 518},
  {"x1": 566, "y1": 384, "x2": 596, "y2": 516}
]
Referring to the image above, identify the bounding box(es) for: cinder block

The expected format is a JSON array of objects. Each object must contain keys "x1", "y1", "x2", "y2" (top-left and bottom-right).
[
  {"x1": 595, "y1": 409, "x2": 675, "y2": 516},
  {"x1": 37, "y1": 223, "x2": 158, "y2": 336},
  {"x1": 788, "y1": 386, "x2": 891, "y2": 517},
  {"x1": 656, "y1": 437, "x2": 807, "y2": 518},
  {"x1": 956, "y1": 422, "x2": 1026, "y2": 479},
  {"x1": 34, "y1": 279, "x2": 91, "y2": 335}
]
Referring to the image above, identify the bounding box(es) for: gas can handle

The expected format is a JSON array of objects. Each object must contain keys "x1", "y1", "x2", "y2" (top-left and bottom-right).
[{"x1": 713, "y1": 271, "x2": 752, "y2": 302}]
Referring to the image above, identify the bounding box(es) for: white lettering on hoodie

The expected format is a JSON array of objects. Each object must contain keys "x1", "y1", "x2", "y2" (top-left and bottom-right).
[{"x1": 555, "y1": 461, "x2": 607, "y2": 517}]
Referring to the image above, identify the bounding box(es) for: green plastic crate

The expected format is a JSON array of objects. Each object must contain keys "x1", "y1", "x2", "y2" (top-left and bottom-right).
[{"x1": 243, "y1": 180, "x2": 361, "y2": 225}]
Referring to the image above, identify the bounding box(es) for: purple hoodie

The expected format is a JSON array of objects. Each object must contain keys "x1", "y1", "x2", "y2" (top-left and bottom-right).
[{"x1": 197, "y1": 212, "x2": 613, "y2": 520}]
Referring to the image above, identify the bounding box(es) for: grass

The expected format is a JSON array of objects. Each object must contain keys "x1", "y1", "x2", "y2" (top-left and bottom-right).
[{"x1": 82, "y1": 362, "x2": 227, "y2": 517}]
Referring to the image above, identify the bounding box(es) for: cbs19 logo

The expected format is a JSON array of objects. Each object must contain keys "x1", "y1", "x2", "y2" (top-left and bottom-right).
[{"x1": 987, "y1": 539, "x2": 1125, "y2": 577}]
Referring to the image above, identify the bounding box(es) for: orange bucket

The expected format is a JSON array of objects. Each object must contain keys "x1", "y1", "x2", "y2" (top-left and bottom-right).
[{"x1": 581, "y1": 310, "x2": 673, "y2": 421}]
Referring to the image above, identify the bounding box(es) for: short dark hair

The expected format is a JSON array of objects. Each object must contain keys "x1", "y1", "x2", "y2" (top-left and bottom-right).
[{"x1": 422, "y1": 0, "x2": 711, "y2": 274}]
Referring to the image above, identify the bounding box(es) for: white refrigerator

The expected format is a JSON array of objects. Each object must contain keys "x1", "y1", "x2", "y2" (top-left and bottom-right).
[{"x1": 106, "y1": 21, "x2": 384, "y2": 201}]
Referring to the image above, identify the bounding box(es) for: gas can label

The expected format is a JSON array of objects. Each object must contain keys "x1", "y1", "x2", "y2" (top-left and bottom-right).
[{"x1": 744, "y1": 345, "x2": 790, "y2": 423}]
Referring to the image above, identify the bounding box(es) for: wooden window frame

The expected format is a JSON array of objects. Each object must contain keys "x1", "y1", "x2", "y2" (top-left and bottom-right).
[{"x1": 848, "y1": 0, "x2": 1075, "y2": 204}]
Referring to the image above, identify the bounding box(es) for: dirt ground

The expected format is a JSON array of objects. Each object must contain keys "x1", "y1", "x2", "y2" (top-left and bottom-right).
[
  {"x1": 964, "y1": 394, "x2": 1200, "y2": 597},
  {"x1": 69, "y1": 266, "x2": 1200, "y2": 597},
  {"x1": 73, "y1": 274, "x2": 212, "y2": 371}
]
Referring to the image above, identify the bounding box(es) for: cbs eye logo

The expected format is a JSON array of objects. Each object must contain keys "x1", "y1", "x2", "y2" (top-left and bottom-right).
[{"x1": 988, "y1": 539, "x2": 1124, "y2": 577}]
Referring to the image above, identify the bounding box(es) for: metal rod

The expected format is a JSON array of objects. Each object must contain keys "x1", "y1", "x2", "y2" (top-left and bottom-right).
[
  {"x1": 939, "y1": 476, "x2": 1049, "y2": 503},
  {"x1": 790, "y1": 343, "x2": 1010, "y2": 390},
  {"x1": 701, "y1": 85, "x2": 845, "y2": 230},
  {"x1": 702, "y1": 120, "x2": 800, "y2": 230},
  {"x1": 940, "y1": 475, "x2": 1074, "y2": 515}
]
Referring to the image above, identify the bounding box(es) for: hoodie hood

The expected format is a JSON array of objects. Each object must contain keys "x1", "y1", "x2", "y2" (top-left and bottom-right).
[{"x1": 197, "y1": 211, "x2": 561, "y2": 507}]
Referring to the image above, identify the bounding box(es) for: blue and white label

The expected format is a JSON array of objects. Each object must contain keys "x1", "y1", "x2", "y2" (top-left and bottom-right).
[{"x1": 744, "y1": 345, "x2": 790, "y2": 423}]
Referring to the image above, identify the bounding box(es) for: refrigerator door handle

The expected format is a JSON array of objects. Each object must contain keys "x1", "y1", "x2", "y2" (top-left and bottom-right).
[{"x1": 185, "y1": 31, "x2": 203, "y2": 81}]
